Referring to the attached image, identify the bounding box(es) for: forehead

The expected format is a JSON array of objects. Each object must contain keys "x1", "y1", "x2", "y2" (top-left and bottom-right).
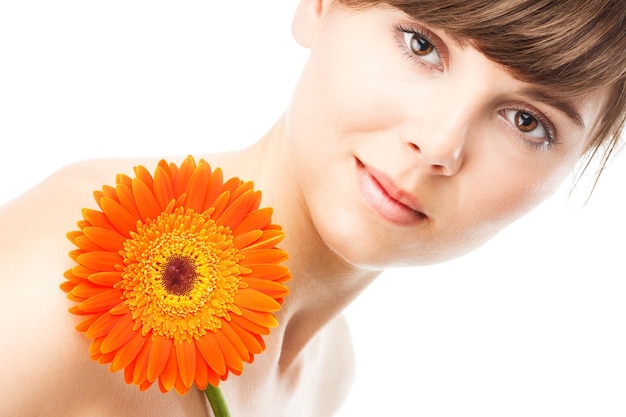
[
  {"x1": 368, "y1": 0, "x2": 625, "y2": 95},
  {"x1": 343, "y1": 3, "x2": 612, "y2": 130}
]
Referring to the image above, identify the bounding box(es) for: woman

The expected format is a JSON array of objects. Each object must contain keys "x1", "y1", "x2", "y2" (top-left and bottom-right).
[{"x1": 0, "y1": 0, "x2": 624, "y2": 416}]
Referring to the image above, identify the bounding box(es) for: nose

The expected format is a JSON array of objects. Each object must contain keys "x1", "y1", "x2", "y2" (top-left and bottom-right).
[
  {"x1": 402, "y1": 108, "x2": 469, "y2": 176},
  {"x1": 406, "y1": 137, "x2": 464, "y2": 176}
]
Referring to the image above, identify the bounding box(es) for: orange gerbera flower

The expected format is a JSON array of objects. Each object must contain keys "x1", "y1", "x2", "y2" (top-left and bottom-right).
[{"x1": 60, "y1": 156, "x2": 290, "y2": 396}]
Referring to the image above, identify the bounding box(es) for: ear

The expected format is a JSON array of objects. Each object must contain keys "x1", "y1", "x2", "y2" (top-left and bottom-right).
[{"x1": 292, "y1": 0, "x2": 334, "y2": 48}]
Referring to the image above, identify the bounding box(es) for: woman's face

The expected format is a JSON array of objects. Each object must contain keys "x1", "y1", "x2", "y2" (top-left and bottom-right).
[{"x1": 285, "y1": 2, "x2": 606, "y2": 269}]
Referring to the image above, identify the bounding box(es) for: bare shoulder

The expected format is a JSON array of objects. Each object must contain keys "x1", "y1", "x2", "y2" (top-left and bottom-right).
[
  {"x1": 311, "y1": 314, "x2": 356, "y2": 416},
  {"x1": 0, "y1": 156, "x2": 210, "y2": 417}
]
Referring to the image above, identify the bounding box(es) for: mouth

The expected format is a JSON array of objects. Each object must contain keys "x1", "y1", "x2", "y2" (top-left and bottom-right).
[{"x1": 356, "y1": 158, "x2": 428, "y2": 226}]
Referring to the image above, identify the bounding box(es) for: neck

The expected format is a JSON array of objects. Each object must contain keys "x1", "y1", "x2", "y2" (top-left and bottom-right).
[{"x1": 212, "y1": 115, "x2": 381, "y2": 368}]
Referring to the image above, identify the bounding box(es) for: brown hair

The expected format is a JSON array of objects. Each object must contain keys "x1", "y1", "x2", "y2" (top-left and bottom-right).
[{"x1": 339, "y1": 0, "x2": 626, "y2": 186}]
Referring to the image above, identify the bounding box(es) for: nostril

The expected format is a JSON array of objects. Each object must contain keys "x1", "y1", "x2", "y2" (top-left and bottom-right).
[
  {"x1": 409, "y1": 143, "x2": 421, "y2": 152},
  {"x1": 431, "y1": 164, "x2": 446, "y2": 174}
]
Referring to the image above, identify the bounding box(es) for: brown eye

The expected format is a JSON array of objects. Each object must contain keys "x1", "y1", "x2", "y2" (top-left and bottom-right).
[
  {"x1": 515, "y1": 111, "x2": 539, "y2": 132},
  {"x1": 408, "y1": 34, "x2": 434, "y2": 56},
  {"x1": 399, "y1": 28, "x2": 443, "y2": 68},
  {"x1": 503, "y1": 108, "x2": 554, "y2": 148}
]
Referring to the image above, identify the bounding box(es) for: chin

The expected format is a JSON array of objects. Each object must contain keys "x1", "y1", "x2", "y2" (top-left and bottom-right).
[{"x1": 323, "y1": 217, "x2": 507, "y2": 271}]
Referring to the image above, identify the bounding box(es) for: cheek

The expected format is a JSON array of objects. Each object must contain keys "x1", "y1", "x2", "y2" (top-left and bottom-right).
[
  {"x1": 286, "y1": 32, "x2": 405, "y2": 147},
  {"x1": 416, "y1": 139, "x2": 580, "y2": 264},
  {"x1": 457, "y1": 154, "x2": 573, "y2": 242}
]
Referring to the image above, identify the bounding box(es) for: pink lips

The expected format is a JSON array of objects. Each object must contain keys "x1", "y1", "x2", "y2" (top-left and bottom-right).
[{"x1": 356, "y1": 159, "x2": 427, "y2": 226}]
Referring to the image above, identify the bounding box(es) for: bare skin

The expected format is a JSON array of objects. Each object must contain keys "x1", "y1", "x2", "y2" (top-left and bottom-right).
[
  {"x1": 0, "y1": 126, "x2": 373, "y2": 417},
  {"x1": 0, "y1": 0, "x2": 610, "y2": 416}
]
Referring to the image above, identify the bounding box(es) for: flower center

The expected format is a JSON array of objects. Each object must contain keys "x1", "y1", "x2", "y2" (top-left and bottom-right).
[
  {"x1": 120, "y1": 207, "x2": 244, "y2": 343},
  {"x1": 161, "y1": 255, "x2": 198, "y2": 296}
]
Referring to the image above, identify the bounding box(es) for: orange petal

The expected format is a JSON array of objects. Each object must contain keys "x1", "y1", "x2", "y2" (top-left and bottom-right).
[
  {"x1": 229, "y1": 320, "x2": 264, "y2": 355},
  {"x1": 230, "y1": 313, "x2": 271, "y2": 336},
  {"x1": 158, "y1": 159, "x2": 175, "y2": 180},
  {"x1": 116, "y1": 173, "x2": 133, "y2": 189},
  {"x1": 196, "y1": 333, "x2": 226, "y2": 376},
  {"x1": 203, "y1": 167, "x2": 223, "y2": 209},
  {"x1": 72, "y1": 235, "x2": 102, "y2": 251},
  {"x1": 132, "y1": 335, "x2": 153, "y2": 387},
  {"x1": 216, "y1": 189, "x2": 256, "y2": 230},
  {"x1": 184, "y1": 162, "x2": 210, "y2": 213},
  {"x1": 75, "y1": 314, "x2": 99, "y2": 333},
  {"x1": 87, "y1": 271, "x2": 122, "y2": 287},
  {"x1": 253, "y1": 333, "x2": 266, "y2": 352},
  {"x1": 132, "y1": 177, "x2": 162, "y2": 221},
  {"x1": 139, "y1": 379, "x2": 154, "y2": 392},
  {"x1": 60, "y1": 280, "x2": 77, "y2": 294},
  {"x1": 133, "y1": 164, "x2": 154, "y2": 190},
  {"x1": 243, "y1": 230, "x2": 285, "y2": 251},
  {"x1": 63, "y1": 268, "x2": 82, "y2": 282},
  {"x1": 214, "y1": 330, "x2": 243, "y2": 373},
  {"x1": 210, "y1": 191, "x2": 230, "y2": 220},
  {"x1": 100, "y1": 198, "x2": 138, "y2": 237},
  {"x1": 124, "y1": 358, "x2": 135, "y2": 385},
  {"x1": 175, "y1": 340, "x2": 197, "y2": 390},
  {"x1": 100, "y1": 313, "x2": 136, "y2": 354},
  {"x1": 76, "y1": 251, "x2": 123, "y2": 272},
  {"x1": 153, "y1": 165, "x2": 175, "y2": 210},
  {"x1": 240, "y1": 307, "x2": 279, "y2": 329},
  {"x1": 111, "y1": 330, "x2": 147, "y2": 372},
  {"x1": 66, "y1": 292, "x2": 85, "y2": 303},
  {"x1": 174, "y1": 374, "x2": 190, "y2": 395},
  {"x1": 234, "y1": 288, "x2": 281, "y2": 312},
  {"x1": 147, "y1": 336, "x2": 172, "y2": 383},
  {"x1": 243, "y1": 264, "x2": 291, "y2": 281},
  {"x1": 86, "y1": 312, "x2": 118, "y2": 338},
  {"x1": 70, "y1": 264, "x2": 94, "y2": 279},
  {"x1": 159, "y1": 344, "x2": 179, "y2": 392},
  {"x1": 78, "y1": 289, "x2": 123, "y2": 313},
  {"x1": 194, "y1": 348, "x2": 210, "y2": 389},
  {"x1": 69, "y1": 281, "x2": 107, "y2": 299},
  {"x1": 157, "y1": 378, "x2": 167, "y2": 393},
  {"x1": 244, "y1": 278, "x2": 290, "y2": 298},
  {"x1": 108, "y1": 304, "x2": 130, "y2": 316},
  {"x1": 238, "y1": 248, "x2": 288, "y2": 265},
  {"x1": 99, "y1": 185, "x2": 118, "y2": 204},
  {"x1": 68, "y1": 249, "x2": 83, "y2": 262},
  {"x1": 96, "y1": 350, "x2": 116, "y2": 365},
  {"x1": 223, "y1": 177, "x2": 246, "y2": 196},
  {"x1": 249, "y1": 189, "x2": 262, "y2": 212},
  {"x1": 115, "y1": 182, "x2": 141, "y2": 220},
  {"x1": 219, "y1": 320, "x2": 251, "y2": 362},
  {"x1": 224, "y1": 177, "x2": 246, "y2": 203},
  {"x1": 82, "y1": 227, "x2": 127, "y2": 252},
  {"x1": 89, "y1": 336, "x2": 104, "y2": 356},
  {"x1": 69, "y1": 305, "x2": 90, "y2": 316},
  {"x1": 82, "y1": 208, "x2": 115, "y2": 229},
  {"x1": 66, "y1": 230, "x2": 84, "y2": 244},
  {"x1": 174, "y1": 156, "x2": 196, "y2": 197},
  {"x1": 232, "y1": 230, "x2": 263, "y2": 250},
  {"x1": 194, "y1": 343, "x2": 221, "y2": 388},
  {"x1": 76, "y1": 220, "x2": 91, "y2": 230}
]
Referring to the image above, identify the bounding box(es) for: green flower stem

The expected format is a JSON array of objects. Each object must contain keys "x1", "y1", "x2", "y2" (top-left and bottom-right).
[{"x1": 204, "y1": 385, "x2": 231, "y2": 417}]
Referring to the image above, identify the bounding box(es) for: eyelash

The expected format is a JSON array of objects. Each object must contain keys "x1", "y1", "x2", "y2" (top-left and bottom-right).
[
  {"x1": 500, "y1": 105, "x2": 558, "y2": 151},
  {"x1": 392, "y1": 23, "x2": 559, "y2": 152},
  {"x1": 392, "y1": 23, "x2": 444, "y2": 71}
]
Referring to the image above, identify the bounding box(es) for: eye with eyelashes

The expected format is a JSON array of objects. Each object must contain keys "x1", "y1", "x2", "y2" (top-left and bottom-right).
[
  {"x1": 394, "y1": 22, "x2": 560, "y2": 151},
  {"x1": 500, "y1": 107, "x2": 558, "y2": 151},
  {"x1": 394, "y1": 23, "x2": 444, "y2": 70}
]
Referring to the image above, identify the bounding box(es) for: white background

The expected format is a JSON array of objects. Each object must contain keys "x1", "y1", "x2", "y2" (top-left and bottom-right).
[{"x1": 1, "y1": 1, "x2": 624, "y2": 416}]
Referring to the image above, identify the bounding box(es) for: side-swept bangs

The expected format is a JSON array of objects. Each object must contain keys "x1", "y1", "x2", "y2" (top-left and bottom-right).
[{"x1": 339, "y1": 0, "x2": 626, "y2": 183}]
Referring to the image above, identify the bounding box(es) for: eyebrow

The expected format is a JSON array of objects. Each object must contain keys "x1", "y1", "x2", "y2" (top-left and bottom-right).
[
  {"x1": 406, "y1": 16, "x2": 589, "y2": 130},
  {"x1": 520, "y1": 88, "x2": 585, "y2": 130}
]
